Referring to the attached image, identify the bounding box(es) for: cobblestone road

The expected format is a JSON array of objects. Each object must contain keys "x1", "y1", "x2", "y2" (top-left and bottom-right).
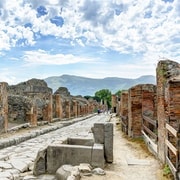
[{"x1": 0, "y1": 114, "x2": 111, "y2": 180}]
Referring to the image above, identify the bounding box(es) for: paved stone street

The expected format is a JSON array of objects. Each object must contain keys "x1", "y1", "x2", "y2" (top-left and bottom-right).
[{"x1": 0, "y1": 114, "x2": 111, "y2": 180}]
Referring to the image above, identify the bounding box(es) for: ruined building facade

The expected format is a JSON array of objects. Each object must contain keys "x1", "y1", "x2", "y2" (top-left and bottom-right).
[
  {"x1": 117, "y1": 60, "x2": 180, "y2": 179},
  {"x1": 0, "y1": 79, "x2": 99, "y2": 132}
]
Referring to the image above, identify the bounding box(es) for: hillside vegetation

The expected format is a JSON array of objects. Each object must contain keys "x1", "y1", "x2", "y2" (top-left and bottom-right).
[{"x1": 45, "y1": 74, "x2": 156, "y2": 96}]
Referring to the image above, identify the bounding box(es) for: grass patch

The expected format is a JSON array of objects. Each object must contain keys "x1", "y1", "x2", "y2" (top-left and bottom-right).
[{"x1": 163, "y1": 164, "x2": 174, "y2": 179}]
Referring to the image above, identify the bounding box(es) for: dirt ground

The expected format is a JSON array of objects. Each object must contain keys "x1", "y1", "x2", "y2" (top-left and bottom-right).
[{"x1": 82, "y1": 116, "x2": 173, "y2": 180}]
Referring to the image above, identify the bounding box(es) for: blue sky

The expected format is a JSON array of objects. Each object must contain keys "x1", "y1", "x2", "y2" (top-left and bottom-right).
[{"x1": 0, "y1": 0, "x2": 179, "y2": 85}]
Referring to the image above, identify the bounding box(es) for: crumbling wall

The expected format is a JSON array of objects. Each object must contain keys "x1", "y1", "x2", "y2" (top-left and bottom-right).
[
  {"x1": 128, "y1": 84, "x2": 157, "y2": 138},
  {"x1": 8, "y1": 95, "x2": 32, "y2": 123},
  {"x1": 8, "y1": 79, "x2": 53, "y2": 124},
  {"x1": 128, "y1": 84, "x2": 143, "y2": 137},
  {"x1": 156, "y1": 60, "x2": 180, "y2": 163},
  {"x1": 0, "y1": 82, "x2": 8, "y2": 132},
  {"x1": 120, "y1": 91, "x2": 128, "y2": 134},
  {"x1": 165, "y1": 78, "x2": 180, "y2": 174}
]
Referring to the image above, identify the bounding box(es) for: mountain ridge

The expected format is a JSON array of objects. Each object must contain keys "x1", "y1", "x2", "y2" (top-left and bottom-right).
[{"x1": 44, "y1": 74, "x2": 156, "y2": 96}]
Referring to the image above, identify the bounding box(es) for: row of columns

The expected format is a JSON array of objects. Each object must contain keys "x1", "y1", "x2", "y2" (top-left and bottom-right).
[
  {"x1": 27, "y1": 95, "x2": 96, "y2": 126},
  {"x1": 0, "y1": 89, "x2": 97, "y2": 132}
]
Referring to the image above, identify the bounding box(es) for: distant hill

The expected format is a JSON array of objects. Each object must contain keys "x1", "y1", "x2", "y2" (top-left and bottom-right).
[{"x1": 44, "y1": 74, "x2": 156, "y2": 96}]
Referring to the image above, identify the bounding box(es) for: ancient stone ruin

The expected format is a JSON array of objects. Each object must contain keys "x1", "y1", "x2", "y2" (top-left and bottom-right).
[
  {"x1": 117, "y1": 60, "x2": 180, "y2": 179},
  {"x1": 33, "y1": 122, "x2": 113, "y2": 179},
  {"x1": 0, "y1": 82, "x2": 8, "y2": 133},
  {"x1": 0, "y1": 59, "x2": 179, "y2": 179},
  {"x1": 0, "y1": 79, "x2": 99, "y2": 132}
]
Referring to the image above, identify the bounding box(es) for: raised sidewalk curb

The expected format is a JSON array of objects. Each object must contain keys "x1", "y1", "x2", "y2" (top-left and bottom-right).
[{"x1": 0, "y1": 114, "x2": 96, "y2": 150}]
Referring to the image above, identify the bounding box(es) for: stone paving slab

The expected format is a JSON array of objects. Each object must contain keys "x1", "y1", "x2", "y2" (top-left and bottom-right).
[
  {"x1": 0, "y1": 114, "x2": 95, "y2": 150},
  {"x1": 0, "y1": 114, "x2": 111, "y2": 179}
]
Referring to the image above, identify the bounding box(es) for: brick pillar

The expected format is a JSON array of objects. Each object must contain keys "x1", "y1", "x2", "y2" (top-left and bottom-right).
[
  {"x1": 54, "y1": 94, "x2": 62, "y2": 119},
  {"x1": 120, "y1": 91, "x2": 128, "y2": 134},
  {"x1": 111, "y1": 94, "x2": 117, "y2": 113},
  {"x1": 0, "y1": 82, "x2": 8, "y2": 132},
  {"x1": 73, "y1": 100, "x2": 78, "y2": 118},
  {"x1": 27, "y1": 105, "x2": 37, "y2": 126},
  {"x1": 86, "y1": 104, "x2": 89, "y2": 115},
  {"x1": 65, "y1": 100, "x2": 71, "y2": 119},
  {"x1": 142, "y1": 84, "x2": 157, "y2": 119},
  {"x1": 81, "y1": 105, "x2": 84, "y2": 116},
  {"x1": 77, "y1": 103, "x2": 80, "y2": 117},
  {"x1": 43, "y1": 94, "x2": 53, "y2": 122},
  {"x1": 128, "y1": 85, "x2": 143, "y2": 137},
  {"x1": 142, "y1": 84, "x2": 157, "y2": 142},
  {"x1": 156, "y1": 62, "x2": 166, "y2": 162}
]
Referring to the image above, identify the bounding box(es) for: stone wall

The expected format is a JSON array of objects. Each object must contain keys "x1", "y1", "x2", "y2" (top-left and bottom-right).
[
  {"x1": 8, "y1": 79, "x2": 53, "y2": 124},
  {"x1": 0, "y1": 82, "x2": 8, "y2": 133},
  {"x1": 8, "y1": 95, "x2": 32, "y2": 123},
  {"x1": 4, "y1": 80, "x2": 98, "y2": 128}
]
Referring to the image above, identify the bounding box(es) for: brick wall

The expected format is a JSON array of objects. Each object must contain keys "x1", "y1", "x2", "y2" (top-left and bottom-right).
[
  {"x1": 120, "y1": 91, "x2": 128, "y2": 134},
  {"x1": 128, "y1": 84, "x2": 143, "y2": 137},
  {"x1": 165, "y1": 78, "x2": 180, "y2": 170},
  {"x1": 156, "y1": 60, "x2": 180, "y2": 163}
]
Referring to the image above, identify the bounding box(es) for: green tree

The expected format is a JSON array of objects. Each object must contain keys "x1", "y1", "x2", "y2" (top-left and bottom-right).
[
  {"x1": 115, "y1": 90, "x2": 122, "y2": 96},
  {"x1": 95, "y1": 89, "x2": 112, "y2": 108}
]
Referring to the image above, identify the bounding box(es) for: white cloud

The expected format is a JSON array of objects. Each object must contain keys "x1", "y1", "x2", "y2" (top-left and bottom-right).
[
  {"x1": 0, "y1": 0, "x2": 179, "y2": 68},
  {"x1": 22, "y1": 49, "x2": 97, "y2": 66}
]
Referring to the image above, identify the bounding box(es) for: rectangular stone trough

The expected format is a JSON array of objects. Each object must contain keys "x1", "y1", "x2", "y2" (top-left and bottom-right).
[
  {"x1": 47, "y1": 137, "x2": 105, "y2": 174},
  {"x1": 33, "y1": 123, "x2": 113, "y2": 175}
]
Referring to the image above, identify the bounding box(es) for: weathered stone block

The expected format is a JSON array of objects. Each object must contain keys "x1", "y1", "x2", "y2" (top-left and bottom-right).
[
  {"x1": 104, "y1": 123, "x2": 113, "y2": 163},
  {"x1": 92, "y1": 123, "x2": 104, "y2": 144},
  {"x1": 33, "y1": 147, "x2": 47, "y2": 176},
  {"x1": 47, "y1": 144, "x2": 92, "y2": 174},
  {"x1": 67, "y1": 137, "x2": 94, "y2": 146},
  {"x1": 91, "y1": 143, "x2": 105, "y2": 168},
  {"x1": 56, "y1": 165, "x2": 80, "y2": 180}
]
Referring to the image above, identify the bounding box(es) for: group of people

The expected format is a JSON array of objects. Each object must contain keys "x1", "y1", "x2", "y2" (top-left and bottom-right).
[{"x1": 97, "y1": 109, "x2": 111, "y2": 114}]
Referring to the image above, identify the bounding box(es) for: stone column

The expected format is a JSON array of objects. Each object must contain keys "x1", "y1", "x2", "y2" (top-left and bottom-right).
[{"x1": 0, "y1": 82, "x2": 8, "y2": 132}]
